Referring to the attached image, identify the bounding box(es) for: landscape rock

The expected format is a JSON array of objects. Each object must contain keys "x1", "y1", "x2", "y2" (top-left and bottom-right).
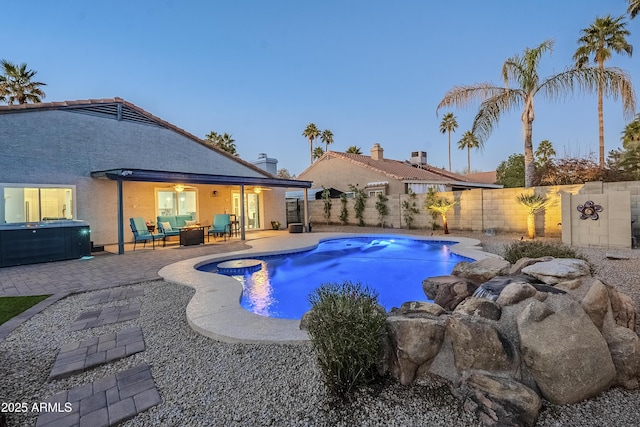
[
  {"x1": 453, "y1": 371, "x2": 541, "y2": 427},
  {"x1": 446, "y1": 317, "x2": 518, "y2": 374},
  {"x1": 608, "y1": 287, "x2": 637, "y2": 331},
  {"x1": 496, "y1": 283, "x2": 537, "y2": 306},
  {"x1": 521, "y1": 258, "x2": 591, "y2": 285},
  {"x1": 397, "y1": 301, "x2": 445, "y2": 317},
  {"x1": 605, "y1": 325, "x2": 640, "y2": 389},
  {"x1": 451, "y1": 258, "x2": 512, "y2": 285},
  {"x1": 422, "y1": 276, "x2": 476, "y2": 311},
  {"x1": 517, "y1": 296, "x2": 616, "y2": 404},
  {"x1": 386, "y1": 316, "x2": 445, "y2": 385},
  {"x1": 454, "y1": 298, "x2": 501, "y2": 321},
  {"x1": 580, "y1": 279, "x2": 610, "y2": 330},
  {"x1": 508, "y1": 256, "x2": 554, "y2": 275}
]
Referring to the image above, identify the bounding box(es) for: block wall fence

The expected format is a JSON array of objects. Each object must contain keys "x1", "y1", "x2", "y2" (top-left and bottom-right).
[{"x1": 306, "y1": 181, "x2": 640, "y2": 239}]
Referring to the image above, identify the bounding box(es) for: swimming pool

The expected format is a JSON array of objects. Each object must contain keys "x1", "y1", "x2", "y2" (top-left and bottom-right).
[{"x1": 198, "y1": 236, "x2": 471, "y2": 319}]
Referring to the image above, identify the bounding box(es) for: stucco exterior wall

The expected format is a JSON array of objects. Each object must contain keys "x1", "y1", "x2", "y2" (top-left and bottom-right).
[
  {"x1": 0, "y1": 109, "x2": 286, "y2": 244},
  {"x1": 298, "y1": 155, "x2": 405, "y2": 194}
]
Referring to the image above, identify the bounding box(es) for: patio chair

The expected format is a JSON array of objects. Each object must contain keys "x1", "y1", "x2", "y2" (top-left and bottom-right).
[
  {"x1": 208, "y1": 214, "x2": 231, "y2": 241},
  {"x1": 130, "y1": 217, "x2": 165, "y2": 250}
]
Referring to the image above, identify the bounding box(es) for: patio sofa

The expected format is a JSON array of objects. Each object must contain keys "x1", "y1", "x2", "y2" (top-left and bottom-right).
[{"x1": 157, "y1": 214, "x2": 195, "y2": 237}]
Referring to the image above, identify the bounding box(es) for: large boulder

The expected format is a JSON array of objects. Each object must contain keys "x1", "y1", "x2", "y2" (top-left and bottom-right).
[
  {"x1": 422, "y1": 276, "x2": 476, "y2": 311},
  {"x1": 446, "y1": 317, "x2": 519, "y2": 374},
  {"x1": 386, "y1": 316, "x2": 445, "y2": 385},
  {"x1": 453, "y1": 371, "x2": 541, "y2": 427},
  {"x1": 517, "y1": 295, "x2": 616, "y2": 404},
  {"x1": 521, "y1": 258, "x2": 591, "y2": 285},
  {"x1": 451, "y1": 258, "x2": 512, "y2": 285},
  {"x1": 454, "y1": 297, "x2": 501, "y2": 321},
  {"x1": 496, "y1": 282, "x2": 538, "y2": 306},
  {"x1": 605, "y1": 325, "x2": 640, "y2": 389},
  {"x1": 608, "y1": 287, "x2": 637, "y2": 331},
  {"x1": 508, "y1": 256, "x2": 554, "y2": 275},
  {"x1": 395, "y1": 301, "x2": 446, "y2": 317}
]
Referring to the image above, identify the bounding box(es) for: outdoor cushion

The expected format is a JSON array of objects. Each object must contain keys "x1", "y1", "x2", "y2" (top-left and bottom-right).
[
  {"x1": 185, "y1": 220, "x2": 197, "y2": 226},
  {"x1": 160, "y1": 221, "x2": 172, "y2": 231}
]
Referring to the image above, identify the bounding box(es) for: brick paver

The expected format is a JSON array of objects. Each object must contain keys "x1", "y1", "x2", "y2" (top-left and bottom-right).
[
  {"x1": 86, "y1": 288, "x2": 144, "y2": 306},
  {"x1": 36, "y1": 363, "x2": 161, "y2": 427},
  {"x1": 69, "y1": 303, "x2": 141, "y2": 331},
  {"x1": 49, "y1": 327, "x2": 146, "y2": 380}
]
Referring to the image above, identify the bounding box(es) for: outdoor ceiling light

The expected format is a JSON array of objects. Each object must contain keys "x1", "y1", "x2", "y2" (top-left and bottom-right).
[
  {"x1": 253, "y1": 187, "x2": 262, "y2": 194},
  {"x1": 174, "y1": 184, "x2": 185, "y2": 193}
]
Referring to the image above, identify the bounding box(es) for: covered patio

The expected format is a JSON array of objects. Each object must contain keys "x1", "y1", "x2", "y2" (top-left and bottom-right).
[{"x1": 91, "y1": 168, "x2": 313, "y2": 254}]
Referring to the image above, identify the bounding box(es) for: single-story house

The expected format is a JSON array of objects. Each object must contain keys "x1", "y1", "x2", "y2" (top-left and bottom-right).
[
  {"x1": 0, "y1": 98, "x2": 311, "y2": 254},
  {"x1": 297, "y1": 143, "x2": 501, "y2": 196}
]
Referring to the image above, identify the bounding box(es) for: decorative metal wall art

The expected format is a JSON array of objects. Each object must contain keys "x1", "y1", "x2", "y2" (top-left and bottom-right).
[{"x1": 577, "y1": 200, "x2": 603, "y2": 220}]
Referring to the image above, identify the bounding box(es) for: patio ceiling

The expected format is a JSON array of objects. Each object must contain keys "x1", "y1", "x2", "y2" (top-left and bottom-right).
[{"x1": 91, "y1": 168, "x2": 312, "y2": 188}]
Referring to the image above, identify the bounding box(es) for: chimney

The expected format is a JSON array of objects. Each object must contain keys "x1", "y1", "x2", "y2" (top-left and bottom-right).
[
  {"x1": 371, "y1": 143, "x2": 384, "y2": 161},
  {"x1": 251, "y1": 153, "x2": 278, "y2": 175}
]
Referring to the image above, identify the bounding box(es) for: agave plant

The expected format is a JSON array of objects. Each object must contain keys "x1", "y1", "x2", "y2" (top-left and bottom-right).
[{"x1": 516, "y1": 193, "x2": 550, "y2": 239}]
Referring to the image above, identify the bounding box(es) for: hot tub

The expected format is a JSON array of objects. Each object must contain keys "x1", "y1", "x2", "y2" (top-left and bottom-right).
[{"x1": 0, "y1": 220, "x2": 91, "y2": 267}]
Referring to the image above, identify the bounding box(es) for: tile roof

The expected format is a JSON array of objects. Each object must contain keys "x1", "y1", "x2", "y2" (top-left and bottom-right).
[
  {"x1": 306, "y1": 151, "x2": 473, "y2": 183},
  {"x1": 465, "y1": 170, "x2": 497, "y2": 185},
  {"x1": 0, "y1": 98, "x2": 275, "y2": 178}
]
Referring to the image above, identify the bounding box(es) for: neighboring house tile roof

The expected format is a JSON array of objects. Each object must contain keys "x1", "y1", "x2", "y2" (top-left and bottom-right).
[
  {"x1": 303, "y1": 151, "x2": 473, "y2": 183},
  {"x1": 0, "y1": 98, "x2": 274, "y2": 178},
  {"x1": 465, "y1": 170, "x2": 497, "y2": 185}
]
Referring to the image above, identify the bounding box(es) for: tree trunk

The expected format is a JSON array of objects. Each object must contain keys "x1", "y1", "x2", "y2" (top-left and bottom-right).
[
  {"x1": 467, "y1": 147, "x2": 471, "y2": 174},
  {"x1": 598, "y1": 62, "x2": 605, "y2": 168},
  {"x1": 309, "y1": 139, "x2": 313, "y2": 165},
  {"x1": 442, "y1": 214, "x2": 449, "y2": 234},
  {"x1": 523, "y1": 116, "x2": 535, "y2": 188},
  {"x1": 527, "y1": 213, "x2": 536, "y2": 239},
  {"x1": 448, "y1": 131, "x2": 452, "y2": 172}
]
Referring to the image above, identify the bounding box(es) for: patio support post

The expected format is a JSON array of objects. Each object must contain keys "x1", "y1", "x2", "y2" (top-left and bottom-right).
[
  {"x1": 303, "y1": 188, "x2": 309, "y2": 232},
  {"x1": 240, "y1": 185, "x2": 246, "y2": 240},
  {"x1": 117, "y1": 178, "x2": 125, "y2": 254}
]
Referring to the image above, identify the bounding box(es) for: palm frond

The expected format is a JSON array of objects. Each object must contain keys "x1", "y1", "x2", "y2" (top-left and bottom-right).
[
  {"x1": 437, "y1": 84, "x2": 507, "y2": 113},
  {"x1": 471, "y1": 89, "x2": 523, "y2": 144}
]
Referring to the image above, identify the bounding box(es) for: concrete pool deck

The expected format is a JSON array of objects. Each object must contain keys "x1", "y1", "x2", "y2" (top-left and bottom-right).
[{"x1": 158, "y1": 232, "x2": 500, "y2": 344}]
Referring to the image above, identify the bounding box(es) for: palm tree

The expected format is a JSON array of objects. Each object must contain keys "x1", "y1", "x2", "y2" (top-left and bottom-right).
[
  {"x1": 574, "y1": 15, "x2": 633, "y2": 168},
  {"x1": 346, "y1": 145, "x2": 362, "y2": 154},
  {"x1": 439, "y1": 113, "x2": 458, "y2": 172},
  {"x1": 321, "y1": 129, "x2": 334, "y2": 152},
  {"x1": 622, "y1": 114, "x2": 640, "y2": 147},
  {"x1": 457, "y1": 131, "x2": 479, "y2": 174},
  {"x1": 0, "y1": 60, "x2": 46, "y2": 104},
  {"x1": 534, "y1": 140, "x2": 556, "y2": 168},
  {"x1": 302, "y1": 123, "x2": 320, "y2": 165},
  {"x1": 204, "y1": 131, "x2": 238, "y2": 155},
  {"x1": 629, "y1": 0, "x2": 640, "y2": 19},
  {"x1": 437, "y1": 39, "x2": 636, "y2": 188},
  {"x1": 312, "y1": 146, "x2": 325, "y2": 161},
  {"x1": 425, "y1": 196, "x2": 457, "y2": 234},
  {"x1": 516, "y1": 193, "x2": 550, "y2": 239}
]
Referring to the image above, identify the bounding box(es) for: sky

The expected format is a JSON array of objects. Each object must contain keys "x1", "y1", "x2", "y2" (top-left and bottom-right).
[{"x1": 3, "y1": 1, "x2": 639, "y2": 176}]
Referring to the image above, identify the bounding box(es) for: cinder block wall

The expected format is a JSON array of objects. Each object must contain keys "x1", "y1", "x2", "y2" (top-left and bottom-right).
[{"x1": 307, "y1": 181, "x2": 640, "y2": 240}]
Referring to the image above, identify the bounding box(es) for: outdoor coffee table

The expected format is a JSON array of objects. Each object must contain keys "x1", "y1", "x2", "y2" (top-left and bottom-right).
[{"x1": 179, "y1": 226, "x2": 205, "y2": 246}]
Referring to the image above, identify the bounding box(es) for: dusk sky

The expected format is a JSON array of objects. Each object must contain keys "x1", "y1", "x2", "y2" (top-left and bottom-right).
[{"x1": 4, "y1": 1, "x2": 638, "y2": 176}]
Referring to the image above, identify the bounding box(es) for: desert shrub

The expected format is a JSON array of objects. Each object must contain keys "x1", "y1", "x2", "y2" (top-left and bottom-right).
[
  {"x1": 401, "y1": 189, "x2": 420, "y2": 229},
  {"x1": 306, "y1": 282, "x2": 387, "y2": 398},
  {"x1": 502, "y1": 240, "x2": 586, "y2": 264},
  {"x1": 349, "y1": 184, "x2": 368, "y2": 226},
  {"x1": 339, "y1": 193, "x2": 349, "y2": 225},
  {"x1": 322, "y1": 187, "x2": 332, "y2": 224}
]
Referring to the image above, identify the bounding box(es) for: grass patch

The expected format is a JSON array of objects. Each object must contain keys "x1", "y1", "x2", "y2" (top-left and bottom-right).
[
  {"x1": 502, "y1": 240, "x2": 586, "y2": 264},
  {"x1": 0, "y1": 295, "x2": 50, "y2": 325}
]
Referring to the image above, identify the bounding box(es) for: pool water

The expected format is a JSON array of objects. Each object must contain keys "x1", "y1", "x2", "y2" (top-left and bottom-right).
[{"x1": 198, "y1": 236, "x2": 471, "y2": 319}]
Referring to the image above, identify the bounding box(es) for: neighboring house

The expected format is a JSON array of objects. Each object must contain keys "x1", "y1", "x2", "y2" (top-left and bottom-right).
[
  {"x1": 0, "y1": 98, "x2": 311, "y2": 253},
  {"x1": 297, "y1": 143, "x2": 501, "y2": 196},
  {"x1": 465, "y1": 171, "x2": 498, "y2": 185}
]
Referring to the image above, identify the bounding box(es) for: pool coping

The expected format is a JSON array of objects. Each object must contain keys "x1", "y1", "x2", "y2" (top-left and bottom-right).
[{"x1": 158, "y1": 232, "x2": 501, "y2": 344}]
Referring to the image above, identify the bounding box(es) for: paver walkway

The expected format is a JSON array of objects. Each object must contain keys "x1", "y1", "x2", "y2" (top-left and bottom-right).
[
  {"x1": 69, "y1": 303, "x2": 141, "y2": 331},
  {"x1": 49, "y1": 327, "x2": 146, "y2": 380},
  {"x1": 86, "y1": 288, "x2": 145, "y2": 306},
  {"x1": 37, "y1": 363, "x2": 161, "y2": 427}
]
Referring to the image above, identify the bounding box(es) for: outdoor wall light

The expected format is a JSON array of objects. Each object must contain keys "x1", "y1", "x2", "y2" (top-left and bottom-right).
[{"x1": 174, "y1": 184, "x2": 185, "y2": 193}]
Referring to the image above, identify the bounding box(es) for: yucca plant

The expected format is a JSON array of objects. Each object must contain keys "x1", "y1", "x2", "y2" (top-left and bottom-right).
[{"x1": 516, "y1": 193, "x2": 550, "y2": 239}]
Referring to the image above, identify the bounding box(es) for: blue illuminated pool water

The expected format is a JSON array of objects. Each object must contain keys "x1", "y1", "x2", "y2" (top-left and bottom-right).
[{"x1": 198, "y1": 236, "x2": 472, "y2": 319}]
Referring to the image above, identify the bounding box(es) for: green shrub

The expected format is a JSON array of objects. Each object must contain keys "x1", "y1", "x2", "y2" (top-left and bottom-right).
[
  {"x1": 339, "y1": 193, "x2": 349, "y2": 225},
  {"x1": 502, "y1": 240, "x2": 586, "y2": 264},
  {"x1": 306, "y1": 282, "x2": 387, "y2": 398}
]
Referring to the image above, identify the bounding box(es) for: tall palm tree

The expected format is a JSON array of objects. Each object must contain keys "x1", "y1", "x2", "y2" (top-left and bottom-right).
[
  {"x1": 302, "y1": 123, "x2": 320, "y2": 165},
  {"x1": 622, "y1": 113, "x2": 640, "y2": 147},
  {"x1": 321, "y1": 129, "x2": 334, "y2": 152},
  {"x1": 312, "y1": 146, "x2": 325, "y2": 161},
  {"x1": 346, "y1": 145, "x2": 362, "y2": 154},
  {"x1": 437, "y1": 39, "x2": 636, "y2": 188},
  {"x1": 457, "y1": 131, "x2": 479, "y2": 174},
  {"x1": 0, "y1": 60, "x2": 46, "y2": 104},
  {"x1": 204, "y1": 131, "x2": 238, "y2": 155},
  {"x1": 439, "y1": 113, "x2": 458, "y2": 172},
  {"x1": 629, "y1": 0, "x2": 640, "y2": 19},
  {"x1": 534, "y1": 140, "x2": 556, "y2": 168},
  {"x1": 574, "y1": 15, "x2": 633, "y2": 167}
]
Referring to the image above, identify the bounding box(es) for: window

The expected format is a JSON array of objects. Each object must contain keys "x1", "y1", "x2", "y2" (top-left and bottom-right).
[
  {"x1": 2, "y1": 185, "x2": 75, "y2": 223},
  {"x1": 157, "y1": 188, "x2": 197, "y2": 218},
  {"x1": 368, "y1": 190, "x2": 383, "y2": 197}
]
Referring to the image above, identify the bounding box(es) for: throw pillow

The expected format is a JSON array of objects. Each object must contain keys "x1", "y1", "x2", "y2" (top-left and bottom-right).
[
  {"x1": 160, "y1": 221, "x2": 172, "y2": 231},
  {"x1": 185, "y1": 220, "x2": 197, "y2": 226}
]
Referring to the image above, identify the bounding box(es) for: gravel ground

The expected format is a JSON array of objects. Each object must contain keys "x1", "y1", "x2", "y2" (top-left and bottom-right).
[{"x1": 2, "y1": 226, "x2": 640, "y2": 427}]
